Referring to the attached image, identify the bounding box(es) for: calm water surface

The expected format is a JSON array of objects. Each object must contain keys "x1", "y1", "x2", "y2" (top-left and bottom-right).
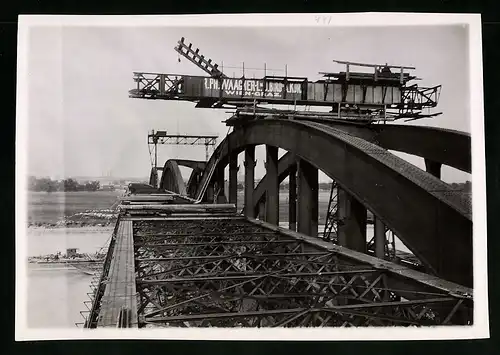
[
  {"x1": 27, "y1": 266, "x2": 94, "y2": 328},
  {"x1": 26, "y1": 227, "x2": 111, "y2": 328}
]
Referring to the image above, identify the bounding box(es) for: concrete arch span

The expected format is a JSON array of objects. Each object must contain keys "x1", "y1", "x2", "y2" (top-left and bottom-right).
[{"x1": 197, "y1": 119, "x2": 472, "y2": 287}]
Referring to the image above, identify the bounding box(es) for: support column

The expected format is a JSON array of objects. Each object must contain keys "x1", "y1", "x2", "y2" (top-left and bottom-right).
[
  {"x1": 374, "y1": 217, "x2": 386, "y2": 259},
  {"x1": 297, "y1": 159, "x2": 318, "y2": 237},
  {"x1": 229, "y1": 153, "x2": 238, "y2": 206},
  {"x1": 337, "y1": 188, "x2": 367, "y2": 253},
  {"x1": 258, "y1": 201, "x2": 266, "y2": 220},
  {"x1": 288, "y1": 165, "x2": 297, "y2": 231},
  {"x1": 206, "y1": 184, "x2": 214, "y2": 203},
  {"x1": 265, "y1": 145, "x2": 279, "y2": 225},
  {"x1": 244, "y1": 146, "x2": 256, "y2": 218},
  {"x1": 215, "y1": 167, "x2": 226, "y2": 204},
  {"x1": 425, "y1": 158, "x2": 442, "y2": 179}
]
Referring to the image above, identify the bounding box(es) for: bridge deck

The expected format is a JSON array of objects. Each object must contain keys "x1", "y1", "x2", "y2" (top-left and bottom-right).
[{"x1": 97, "y1": 220, "x2": 138, "y2": 327}]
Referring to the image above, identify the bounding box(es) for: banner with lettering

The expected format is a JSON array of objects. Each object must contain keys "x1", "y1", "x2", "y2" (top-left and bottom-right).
[{"x1": 183, "y1": 76, "x2": 303, "y2": 100}]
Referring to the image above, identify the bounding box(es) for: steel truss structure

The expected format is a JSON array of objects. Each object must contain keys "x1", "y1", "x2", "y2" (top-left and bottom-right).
[
  {"x1": 148, "y1": 129, "x2": 218, "y2": 164},
  {"x1": 323, "y1": 180, "x2": 339, "y2": 242},
  {"x1": 323, "y1": 180, "x2": 421, "y2": 268},
  {"x1": 84, "y1": 209, "x2": 473, "y2": 328},
  {"x1": 129, "y1": 37, "x2": 443, "y2": 122}
]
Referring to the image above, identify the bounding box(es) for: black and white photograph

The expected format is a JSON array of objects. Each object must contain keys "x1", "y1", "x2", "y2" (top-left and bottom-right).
[{"x1": 15, "y1": 13, "x2": 488, "y2": 340}]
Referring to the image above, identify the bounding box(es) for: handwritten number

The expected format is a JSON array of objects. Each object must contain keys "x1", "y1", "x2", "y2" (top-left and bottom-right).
[{"x1": 315, "y1": 16, "x2": 332, "y2": 25}]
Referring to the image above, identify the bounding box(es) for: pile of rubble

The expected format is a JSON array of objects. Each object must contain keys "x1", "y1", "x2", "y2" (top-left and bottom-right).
[{"x1": 28, "y1": 209, "x2": 119, "y2": 228}]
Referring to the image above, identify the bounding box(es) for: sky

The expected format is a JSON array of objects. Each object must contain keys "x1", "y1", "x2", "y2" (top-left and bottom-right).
[{"x1": 26, "y1": 23, "x2": 472, "y2": 183}]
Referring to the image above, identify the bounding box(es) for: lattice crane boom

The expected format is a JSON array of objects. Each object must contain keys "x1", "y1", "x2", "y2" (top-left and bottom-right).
[{"x1": 175, "y1": 37, "x2": 227, "y2": 78}]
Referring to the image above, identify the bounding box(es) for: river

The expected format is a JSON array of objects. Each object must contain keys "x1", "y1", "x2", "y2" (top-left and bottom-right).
[{"x1": 26, "y1": 227, "x2": 111, "y2": 328}]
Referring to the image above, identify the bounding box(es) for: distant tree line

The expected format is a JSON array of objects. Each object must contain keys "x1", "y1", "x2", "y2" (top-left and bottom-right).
[{"x1": 28, "y1": 176, "x2": 100, "y2": 192}]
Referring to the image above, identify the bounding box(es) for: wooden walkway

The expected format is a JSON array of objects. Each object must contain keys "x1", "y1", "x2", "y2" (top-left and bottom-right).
[{"x1": 97, "y1": 220, "x2": 138, "y2": 327}]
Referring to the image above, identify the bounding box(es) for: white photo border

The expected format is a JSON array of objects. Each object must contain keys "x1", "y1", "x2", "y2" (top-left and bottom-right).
[{"x1": 15, "y1": 12, "x2": 488, "y2": 341}]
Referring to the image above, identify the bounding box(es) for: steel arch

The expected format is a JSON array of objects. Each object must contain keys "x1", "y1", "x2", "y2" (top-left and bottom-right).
[
  {"x1": 306, "y1": 119, "x2": 471, "y2": 173},
  {"x1": 171, "y1": 159, "x2": 206, "y2": 171},
  {"x1": 195, "y1": 119, "x2": 472, "y2": 287},
  {"x1": 249, "y1": 120, "x2": 471, "y2": 229},
  {"x1": 159, "y1": 160, "x2": 187, "y2": 195},
  {"x1": 158, "y1": 159, "x2": 206, "y2": 194}
]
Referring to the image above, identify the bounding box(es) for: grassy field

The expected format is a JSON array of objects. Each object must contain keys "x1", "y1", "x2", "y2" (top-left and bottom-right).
[{"x1": 27, "y1": 191, "x2": 123, "y2": 226}]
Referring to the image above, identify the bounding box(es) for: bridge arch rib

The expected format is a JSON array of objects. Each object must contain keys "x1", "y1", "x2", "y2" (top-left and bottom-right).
[
  {"x1": 158, "y1": 159, "x2": 206, "y2": 195},
  {"x1": 305, "y1": 119, "x2": 471, "y2": 174},
  {"x1": 197, "y1": 119, "x2": 472, "y2": 287},
  {"x1": 241, "y1": 120, "x2": 471, "y2": 216},
  {"x1": 159, "y1": 160, "x2": 186, "y2": 195},
  {"x1": 249, "y1": 121, "x2": 472, "y2": 210}
]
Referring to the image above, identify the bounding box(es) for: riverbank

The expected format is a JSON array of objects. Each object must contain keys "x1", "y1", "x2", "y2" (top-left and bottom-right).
[
  {"x1": 27, "y1": 217, "x2": 117, "y2": 229},
  {"x1": 26, "y1": 226, "x2": 113, "y2": 257},
  {"x1": 27, "y1": 190, "x2": 122, "y2": 225}
]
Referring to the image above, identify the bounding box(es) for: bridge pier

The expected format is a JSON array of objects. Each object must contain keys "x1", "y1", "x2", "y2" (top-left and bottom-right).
[
  {"x1": 337, "y1": 188, "x2": 367, "y2": 253},
  {"x1": 374, "y1": 217, "x2": 386, "y2": 259},
  {"x1": 289, "y1": 165, "x2": 297, "y2": 231},
  {"x1": 297, "y1": 159, "x2": 318, "y2": 237},
  {"x1": 229, "y1": 152, "x2": 238, "y2": 206},
  {"x1": 425, "y1": 158, "x2": 442, "y2": 179},
  {"x1": 244, "y1": 146, "x2": 256, "y2": 218},
  {"x1": 265, "y1": 146, "x2": 279, "y2": 225}
]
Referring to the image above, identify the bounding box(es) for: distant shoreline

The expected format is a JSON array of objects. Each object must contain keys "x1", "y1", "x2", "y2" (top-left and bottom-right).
[{"x1": 27, "y1": 224, "x2": 115, "y2": 230}]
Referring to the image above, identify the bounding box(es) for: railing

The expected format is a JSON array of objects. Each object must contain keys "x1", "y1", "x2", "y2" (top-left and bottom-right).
[
  {"x1": 129, "y1": 72, "x2": 184, "y2": 98},
  {"x1": 83, "y1": 214, "x2": 121, "y2": 328},
  {"x1": 401, "y1": 84, "x2": 441, "y2": 109}
]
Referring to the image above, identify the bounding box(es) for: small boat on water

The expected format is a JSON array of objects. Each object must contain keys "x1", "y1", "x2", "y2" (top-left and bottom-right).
[
  {"x1": 30, "y1": 257, "x2": 104, "y2": 275},
  {"x1": 29, "y1": 244, "x2": 108, "y2": 275}
]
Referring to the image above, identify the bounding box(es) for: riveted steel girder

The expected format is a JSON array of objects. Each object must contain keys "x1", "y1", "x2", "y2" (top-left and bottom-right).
[
  {"x1": 130, "y1": 217, "x2": 472, "y2": 328},
  {"x1": 194, "y1": 119, "x2": 472, "y2": 287}
]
